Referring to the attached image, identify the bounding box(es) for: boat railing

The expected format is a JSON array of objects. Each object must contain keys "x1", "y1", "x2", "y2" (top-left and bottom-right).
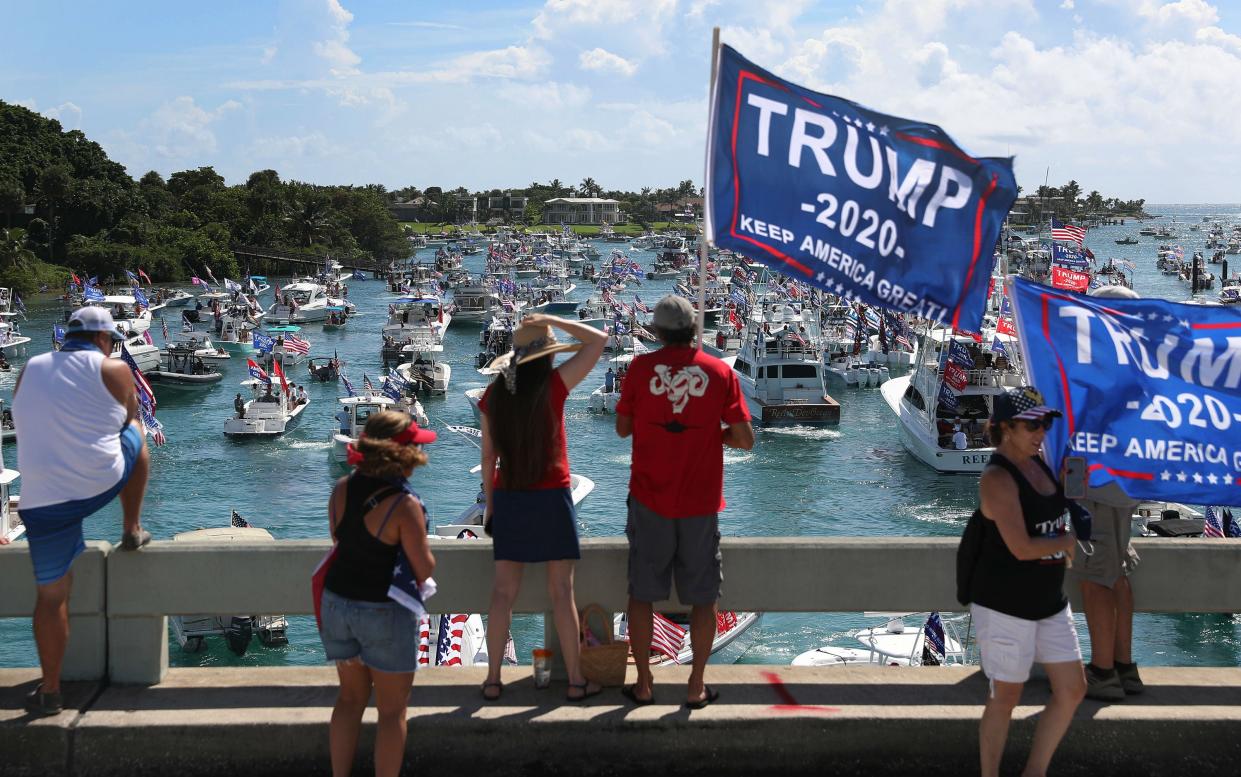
[{"x1": 934, "y1": 365, "x2": 1022, "y2": 388}]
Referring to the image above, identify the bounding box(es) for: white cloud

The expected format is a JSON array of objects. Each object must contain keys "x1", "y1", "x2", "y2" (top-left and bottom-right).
[
  {"x1": 17, "y1": 100, "x2": 82, "y2": 130},
  {"x1": 1137, "y1": 0, "x2": 1218, "y2": 29},
  {"x1": 499, "y1": 81, "x2": 592, "y2": 109},
  {"x1": 1061, "y1": 0, "x2": 1074, "y2": 8},
  {"x1": 387, "y1": 20, "x2": 465, "y2": 30},
  {"x1": 144, "y1": 97, "x2": 242, "y2": 159},
  {"x1": 579, "y1": 48, "x2": 637, "y2": 76},
  {"x1": 263, "y1": 0, "x2": 362, "y2": 79},
  {"x1": 250, "y1": 131, "x2": 337, "y2": 158},
  {"x1": 446, "y1": 46, "x2": 551, "y2": 80}
]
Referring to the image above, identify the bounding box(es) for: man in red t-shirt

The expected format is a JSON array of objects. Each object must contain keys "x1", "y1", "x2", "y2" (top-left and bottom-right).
[{"x1": 616, "y1": 295, "x2": 754, "y2": 708}]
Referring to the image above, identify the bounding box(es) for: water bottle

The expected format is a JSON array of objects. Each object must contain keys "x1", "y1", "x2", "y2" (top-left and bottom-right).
[{"x1": 532, "y1": 648, "x2": 553, "y2": 689}]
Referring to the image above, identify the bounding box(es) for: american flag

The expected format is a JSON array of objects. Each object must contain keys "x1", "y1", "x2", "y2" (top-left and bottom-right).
[
  {"x1": 1203, "y1": 506, "x2": 1225, "y2": 538},
  {"x1": 284, "y1": 334, "x2": 310, "y2": 355},
  {"x1": 120, "y1": 345, "x2": 156, "y2": 409},
  {"x1": 651, "y1": 613, "x2": 686, "y2": 662},
  {"x1": 1050, "y1": 218, "x2": 1086, "y2": 245},
  {"x1": 417, "y1": 615, "x2": 433, "y2": 666},
  {"x1": 362, "y1": 374, "x2": 374, "y2": 392},
  {"x1": 434, "y1": 613, "x2": 469, "y2": 666},
  {"x1": 230, "y1": 510, "x2": 250, "y2": 528},
  {"x1": 921, "y1": 611, "x2": 946, "y2": 666},
  {"x1": 161, "y1": 317, "x2": 169, "y2": 341}
]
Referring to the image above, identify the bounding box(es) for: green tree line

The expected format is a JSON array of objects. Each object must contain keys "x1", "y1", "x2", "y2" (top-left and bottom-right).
[{"x1": 0, "y1": 100, "x2": 407, "y2": 295}]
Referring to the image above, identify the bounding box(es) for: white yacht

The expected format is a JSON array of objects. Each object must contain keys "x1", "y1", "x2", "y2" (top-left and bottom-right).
[
  {"x1": 169, "y1": 524, "x2": 289, "y2": 655},
  {"x1": 223, "y1": 380, "x2": 309, "y2": 437},
  {"x1": 0, "y1": 468, "x2": 21, "y2": 543},
  {"x1": 110, "y1": 333, "x2": 162, "y2": 374},
  {"x1": 98, "y1": 295, "x2": 152, "y2": 335},
  {"x1": 146, "y1": 346, "x2": 223, "y2": 388},
  {"x1": 267, "y1": 281, "x2": 331, "y2": 323},
  {"x1": 331, "y1": 394, "x2": 396, "y2": 464},
  {"x1": 0, "y1": 288, "x2": 31, "y2": 354},
  {"x1": 395, "y1": 337, "x2": 451, "y2": 396},
  {"x1": 382, "y1": 296, "x2": 451, "y2": 340},
  {"x1": 727, "y1": 300, "x2": 841, "y2": 425},
  {"x1": 881, "y1": 329, "x2": 1024, "y2": 473},
  {"x1": 168, "y1": 331, "x2": 231, "y2": 363},
  {"x1": 451, "y1": 285, "x2": 523, "y2": 324}
]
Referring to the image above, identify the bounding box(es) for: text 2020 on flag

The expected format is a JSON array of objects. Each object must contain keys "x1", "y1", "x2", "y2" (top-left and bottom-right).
[
  {"x1": 705, "y1": 44, "x2": 1018, "y2": 332},
  {"x1": 1011, "y1": 276, "x2": 1241, "y2": 506}
]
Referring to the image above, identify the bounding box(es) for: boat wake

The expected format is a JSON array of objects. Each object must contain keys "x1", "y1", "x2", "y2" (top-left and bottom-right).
[
  {"x1": 288, "y1": 440, "x2": 332, "y2": 451},
  {"x1": 760, "y1": 426, "x2": 842, "y2": 440},
  {"x1": 723, "y1": 451, "x2": 755, "y2": 465}
]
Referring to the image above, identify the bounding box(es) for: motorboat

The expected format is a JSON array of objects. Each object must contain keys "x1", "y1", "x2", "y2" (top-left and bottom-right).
[
  {"x1": 267, "y1": 281, "x2": 332, "y2": 323},
  {"x1": 474, "y1": 314, "x2": 517, "y2": 369},
  {"x1": 881, "y1": 328, "x2": 1024, "y2": 474},
  {"x1": 246, "y1": 276, "x2": 271, "y2": 295},
  {"x1": 223, "y1": 379, "x2": 309, "y2": 437},
  {"x1": 727, "y1": 299, "x2": 841, "y2": 425},
  {"x1": 792, "y1": 612, "x2": 971, "y2": 667},
  {"x1": 1115, "y1": 236, "x2": 1139, "y2": 245},
  {"x1": 587, "y1": 352, "x2": 643, "y2": 414},
  {"x1": 464, "y1": 387, "x2": 485, "y2": 425},
  {"x1": 823, "y1": 352, "x2": 889, "y2": 388},
  {"x1": 1132, "y1": 502, "x2": 1207, "y2": 537},
  {"x1": 383, "y1": 296, "x2": 451, "y2": 340},
  {"x1": 169, "y1": 522, "x2": 289, "y2": 655},
  {"x1": 110, "y1": 333, "x2": 162, "y2": 374},
  {"x1": 331, "y1": 394, "x2": 397, "y2": 464},
  {"x1": 394, "y1": 335, "x2": 451, "y2": 396},
  {"x1": 322, "y1": 306, "x2": 349, "y2": 331},
  {"x1": 96, "y1": 295, "x2": 152, "y2": 335},
  {"x1": 259, "y1": 326, "x2": 310, "y2": 369},
  {"x1": 154, "y1": 289, "x2": 193, "y2": 307},
  {"x1": 167, "y1": 331, "x2": 231, "y2": 363},
  {"x1": 0, "y1": 465, "x2": 22, "y2": 543},
  {"x1": 451, "y1": 285, "x2": 524, "y2": 324},
  {"x1": 146, "y1": 346, "x2": 224, "y2": 388}
]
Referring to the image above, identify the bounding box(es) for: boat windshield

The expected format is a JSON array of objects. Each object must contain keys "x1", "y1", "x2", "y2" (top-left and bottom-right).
[{"x1": 354, "y1": 404, "x2": 382, "y2": 424}]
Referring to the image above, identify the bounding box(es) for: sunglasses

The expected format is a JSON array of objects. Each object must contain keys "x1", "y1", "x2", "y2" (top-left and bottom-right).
[{"x1": 1018, "y1": 417, "x2": 1055, "y2": 431}]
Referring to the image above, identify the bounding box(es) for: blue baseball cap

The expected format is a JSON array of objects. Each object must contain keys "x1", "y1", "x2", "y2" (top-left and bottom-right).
[{"x1": 67, "y1": 306, "x2": 127, "y2": 341}]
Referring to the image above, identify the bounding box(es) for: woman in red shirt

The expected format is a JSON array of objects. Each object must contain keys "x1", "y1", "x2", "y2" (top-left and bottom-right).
[{"x1": 478, "y1": 314, "x2": 607, "y2": 701}]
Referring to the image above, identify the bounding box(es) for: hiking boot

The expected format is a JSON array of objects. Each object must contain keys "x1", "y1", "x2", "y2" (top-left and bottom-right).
[
  {"x1": 1115, "y1": 661, "x2": 1145, "y2": 695},
  {"x1": 24, "y1": 684, "x2": 63, "y2": 717},
  {"x1": 1085, "y1": 663, "x2": 1125, "y2": 702}
]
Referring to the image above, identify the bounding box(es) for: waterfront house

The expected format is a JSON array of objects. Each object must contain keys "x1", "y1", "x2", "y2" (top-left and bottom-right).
[{"x1": 543, "y1": 197, "x2": 622, "y2": 225}]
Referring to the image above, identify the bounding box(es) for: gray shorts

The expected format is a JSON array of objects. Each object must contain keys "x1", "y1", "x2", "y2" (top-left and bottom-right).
[
  {"x1": 626, "y1": 497, "x2": 722, "y2": 606},
  {"x1": 1069, "y1": 501, "x2": 1140, "y2": 588}
]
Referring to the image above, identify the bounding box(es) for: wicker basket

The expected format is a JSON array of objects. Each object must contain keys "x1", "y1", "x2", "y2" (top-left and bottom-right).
[{"x1": 578, "y1": 603, "x2": 628, "y2": 687}]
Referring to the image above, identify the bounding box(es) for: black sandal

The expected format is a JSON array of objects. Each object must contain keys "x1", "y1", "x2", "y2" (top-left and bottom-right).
[
  {"x1": 685, "y1": 685, "x2": 720, "y2": 710},
  {"x1": 481, "y1": 681, "x2": 503, "y2": 701},
  {"x1": 566, "y1": 681, "x2": 602, "y2": 702},
  {"x1": 622, "y1": 684, "x2": 655, "y2": 706}
]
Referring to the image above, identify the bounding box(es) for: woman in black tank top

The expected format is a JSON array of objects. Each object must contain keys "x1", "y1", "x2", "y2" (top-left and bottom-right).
[
  {"x1": 320, "y1": 411, "x2": 436, "y2": 777},
  {"x1": 972, "y1": 387, "x2": 1085, "y2": 777}
]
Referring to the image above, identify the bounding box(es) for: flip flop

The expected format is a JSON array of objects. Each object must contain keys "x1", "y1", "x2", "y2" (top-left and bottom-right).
[
  {"x1": 120, "y1": 529, "x2": 152, "y2": 551},
  {"x1": 684, "y1": 685, "x2": 720, "y2": 710},
  {"x1": 622, "y1": 684, "x2": 655, "y2": 706},
  {"x1": 481, "y1": 681, "x2": 503, "y2": 701},
  {"x1": 566, "y1": 681, "x2": 602, "y2": 702}
]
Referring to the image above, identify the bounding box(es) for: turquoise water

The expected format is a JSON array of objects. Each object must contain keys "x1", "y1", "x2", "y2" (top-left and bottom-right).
[{"x1": 1, "y1": 203, "x2": 1239, "y2": 669}]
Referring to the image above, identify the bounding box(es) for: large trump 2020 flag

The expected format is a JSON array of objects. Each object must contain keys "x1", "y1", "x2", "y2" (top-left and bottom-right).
[
  {"x1": 706, "y1": 44, "x2": 1018, "y2": 331},
  {"x1": 1011, "y1": 276, "x2": 1241, "y2": 506}
]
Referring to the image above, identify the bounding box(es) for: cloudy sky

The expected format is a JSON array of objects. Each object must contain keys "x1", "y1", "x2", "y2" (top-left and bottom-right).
[{"x1": 3, "y1": 0, "x2": 1238, "y2": 201}]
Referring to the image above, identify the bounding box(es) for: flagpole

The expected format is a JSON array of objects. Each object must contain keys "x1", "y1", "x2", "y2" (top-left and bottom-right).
[{"x1": 697, "y1": 26, "x2": 720, "y2": 350}]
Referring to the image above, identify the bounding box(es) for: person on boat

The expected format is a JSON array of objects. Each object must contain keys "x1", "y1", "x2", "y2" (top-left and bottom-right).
[
  {"x1": 952, "y1": 423, "x2": 968, "y2": 450},
  {"x1": 604, "y1": 367, "x2": 616, "y2": 394},
  {"x1": 970, "y1": 386, "x2": 1084, "y2": 777},
  {"x1": 1070, "y1": 285, "x2": 1144, "y2": 704},
  {"x1": 336, "y1": 406, "x2": 351, "y2": 434},
  {"x1": 234, "y1": 393, "x2": 246, "y2": 418},
  {"x1": 9, "y1": 307, "x2": 151, "y2": 716},
  {"x1": 297, "y1": 385, "x2": 309, "y2": 406},
  {"x1": 321, "y1": 410, "x2": 436, "y2": 777},
  {"x1": 478, "y1": 313, "x2": 607, "y2": 702},
  {"x1": 615, "y1": 295, "x2": 754, "y2": 708},
  {"x1": 260, "y1": 384, "x2": 278, "y2": 403},
  {"x1": 0, "y1": 352, "x2": 10, "y2": 371}
]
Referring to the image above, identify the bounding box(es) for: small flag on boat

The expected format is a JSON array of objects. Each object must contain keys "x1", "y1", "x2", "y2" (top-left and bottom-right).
[
  {"x1": 921, "y1": 612, "x2": 946, "y2": 666},
  {"x1": 231, "y1": 510, "x2": 250, "y2": 529},
  {"x1": 204, "y1": 266, "x2": 218, "y2": 284},
  {"x1": 1204, "y1": 506, "x2": 1225, "y2": 538},
  {"x1": 224, "y1": 278, "x2": 242, "y2": 293},
  {"x1": 271, "y1": 358, "x2": 289, "y2": 394},
  {"x1": 340, "y1": 372, "x2": 356, "y2": 397},
  {"x1": 284, "y1": 334, "x2": 310, "y2": 355},
  {"x1": 120, "y1": 345, "x2": 156, "y2": 409},
  {"x1": 650, "y1": 613, "x2": 686, "y2": 662},
  {"x1": 990, "y1": 335, "x2": 1009, "y2": 358},
  {"x1": 191, "y1": 276, "x2": 208, "y2": 289},
  {"x1": 1050, "y1": 218, "x2": 1086, "y2": 246},
  {"x1": 362, "y1": 374, "x2": 374, "y2": 393},
  {"x1": 246, "y1": 359, "x2": 271, "y2": 384},
  {"x1": 947, "y1": 341, "x2": 974, "y2": 369},
  {"x1": 381, "y1": 378, "x2": 402, "y2": 402},
  {"x1": 52, "y1": 323, "x2": 65, "y2": 345},
  {"x1": 252, "y1": 332, "x2": 275, "y2": 353},
  {"x1": 161, "y1": 317, "x2": 169, "y2": 341},
  {"x1": 125, "y1": 270, "x2": 139, "y2": 285},
  {"x1": 84, "y1": 284, "x2": 105, "y2": 302},
  {"x1": 132, "y1": 287, "x2": 150, "y2": 309},
  {"x1": 142, "y1": 330, "x2": 153, "y2": 346},
  {"x1": 138, "y1": 400, "x2": 166, "y2": 446},
  {"x1": 1224, "y1": 509, "x2": 1241, "y2": 539},
  {"x1": 139, "y1": 268, "x2": 152, "y2": 285}
]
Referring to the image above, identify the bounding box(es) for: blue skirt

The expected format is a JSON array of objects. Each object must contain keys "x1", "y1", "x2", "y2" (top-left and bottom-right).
[{"x1": 491, "y1": 487, "x2": 580, "y2": 563}]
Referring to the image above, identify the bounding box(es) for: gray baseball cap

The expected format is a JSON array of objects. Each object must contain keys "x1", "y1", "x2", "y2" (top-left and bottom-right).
[
  {"x1": 67, "y1": 306, "x2": 126, "y2": 341},
  {"x1": 653, "y1": 295, "x2": 695, "y2": 330}
]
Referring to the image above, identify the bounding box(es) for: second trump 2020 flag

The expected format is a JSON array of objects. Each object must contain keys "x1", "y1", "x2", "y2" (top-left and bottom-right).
[{"x1": 705, "y1": 44, "x2": 1018, "y2": 331}]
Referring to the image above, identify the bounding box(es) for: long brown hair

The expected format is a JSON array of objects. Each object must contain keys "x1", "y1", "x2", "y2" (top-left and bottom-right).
[
  {"x1": 488, "y1": 355, "x2": 558, "y2": 489},
  {"x1": 355, "y1": 410, "x2": 428, "y2": 480}
]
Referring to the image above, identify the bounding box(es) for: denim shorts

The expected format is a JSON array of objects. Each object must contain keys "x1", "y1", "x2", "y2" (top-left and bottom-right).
[{"x1": 319, "y1": 589, "x2": 421, "y2": 673}]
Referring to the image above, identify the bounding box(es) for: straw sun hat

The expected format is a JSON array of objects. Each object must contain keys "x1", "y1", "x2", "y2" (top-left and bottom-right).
[{"x1": 485, "y1": 321, "x2": 582, "y2": 392}]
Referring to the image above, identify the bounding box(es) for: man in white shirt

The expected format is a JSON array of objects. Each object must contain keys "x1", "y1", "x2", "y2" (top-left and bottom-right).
[{"x1": 952, "y1": 424, "x2": 968, "y2": 450}]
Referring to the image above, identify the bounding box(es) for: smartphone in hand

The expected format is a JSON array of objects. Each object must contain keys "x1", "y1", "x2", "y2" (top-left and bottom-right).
[{"x1": 1063, "y1": 455, "x2": 1088, "y2": 500}]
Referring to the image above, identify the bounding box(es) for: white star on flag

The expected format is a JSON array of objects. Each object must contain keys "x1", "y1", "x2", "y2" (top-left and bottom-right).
[
  {"x1": 1163, "y1": 315, "x2": 1174, "y2": 322},
  {"x1": 1193, "y1": 473, "x2": 1204, "y2": 484},
  {"x1": 1147, "y1": 312, "x2": 1159, "y2": 320},
  {"x1": 1160, "y1": 471, "x2": 1171, "y2": 481},
  {"x1": 816, "y1": 272, "x2": 826, "y2": 282},
  {"x1": 1177, "y1": 471, "x2": 1188, "y2": 482},
  {"x1": 866, "y1": 121, "x2": 875, "y2": 132},
  {"x1": 1208, "y1": 473, "x2": 1219, "y2": 484},
  {"x1": 879, "y1": 126, "x2": 890, "y2": 136},
  {"x1": 1225, "y1": 474, "x2": 1235, "y2": 485}
]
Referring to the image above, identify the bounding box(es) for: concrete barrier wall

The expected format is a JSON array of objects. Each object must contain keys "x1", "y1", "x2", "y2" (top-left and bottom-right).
[{"x1": 3, "y1": 537, "x2": 1241, "y2": 683}]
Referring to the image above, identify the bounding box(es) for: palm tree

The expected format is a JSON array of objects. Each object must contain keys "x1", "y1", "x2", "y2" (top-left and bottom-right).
[
  {"x1": 0, "y1": 228, "x2": 35, "y2": 269},
  {"x1": 37, "y1": 165, "x2": 71, "y2": 262},
  {"x1": 286, "y1": 192, "x2": 330, "y2": 247},
  {"x1": 579, "y1": 177, "x2": 599, "y2": 198}
]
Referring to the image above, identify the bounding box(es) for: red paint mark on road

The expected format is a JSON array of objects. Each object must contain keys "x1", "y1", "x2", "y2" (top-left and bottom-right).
[{"x1": 761, "y1": 671, "x2": 841, "y2": 715}]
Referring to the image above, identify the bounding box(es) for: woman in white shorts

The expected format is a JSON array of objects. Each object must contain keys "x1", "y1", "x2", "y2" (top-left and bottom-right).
[{"x1": 969, "y1": 387, "x2": 1086, "y2": 777}]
